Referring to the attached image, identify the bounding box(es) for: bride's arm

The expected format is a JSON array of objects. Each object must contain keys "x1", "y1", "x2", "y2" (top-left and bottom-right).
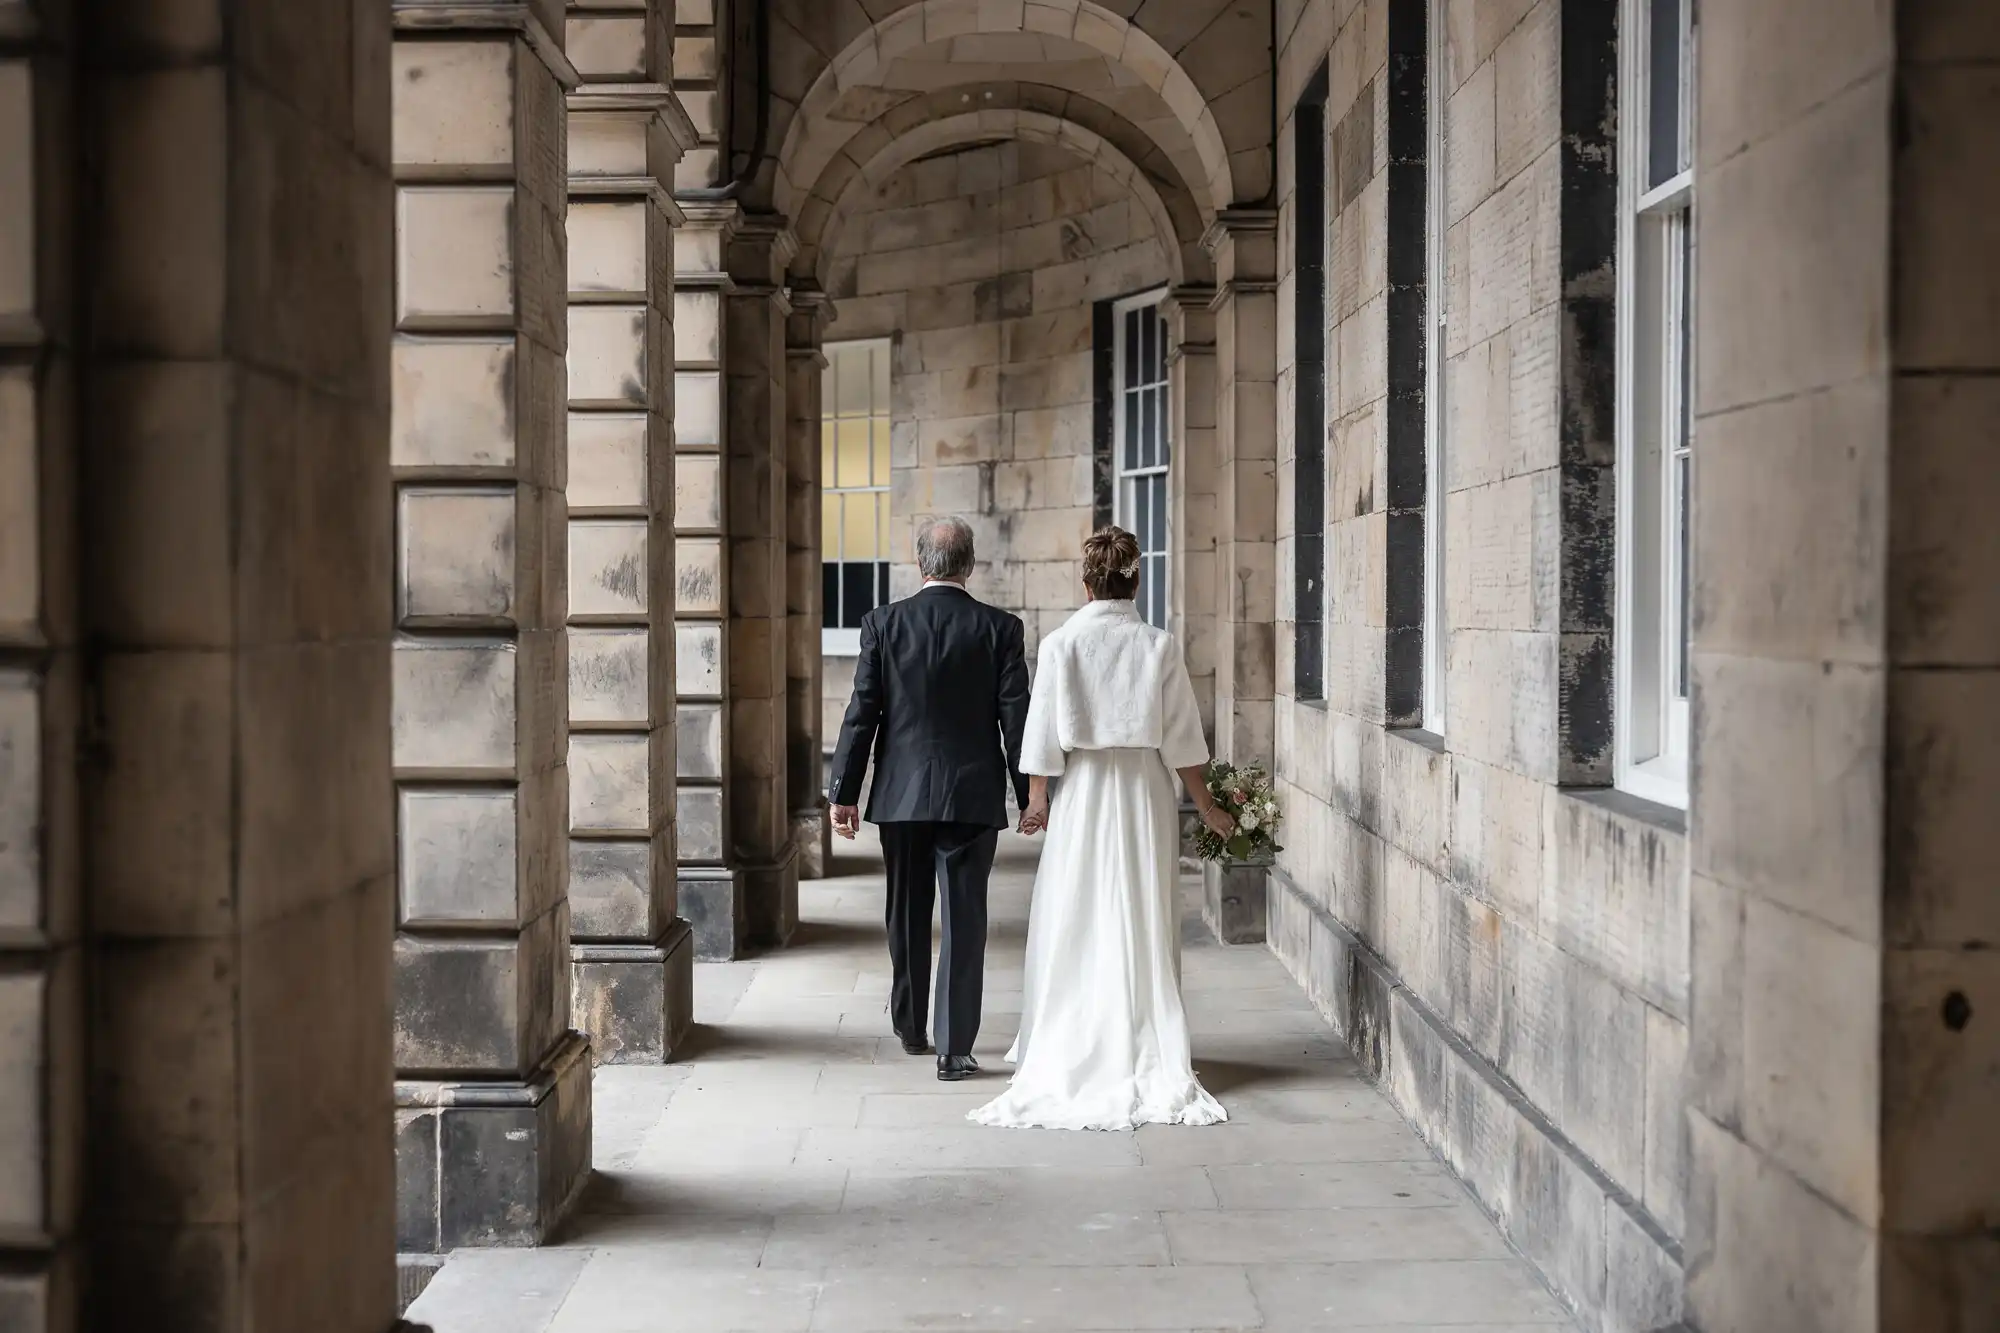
[
  {"x1": 1177, "y1": 765, "x2": 1236, "y2": 838},
  {"x1": 1017, "y1": 775, "x2": 1051, "y2": 835}
]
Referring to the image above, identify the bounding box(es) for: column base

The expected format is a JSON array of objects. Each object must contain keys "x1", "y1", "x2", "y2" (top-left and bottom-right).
[
  {"x1": 1203, "y1": 858, "x2": 1269, "y2": 945},
  {"x1": 745, "y1": 843, "x2": 800, "y2": 953},
  {"x1": 681, "y1": 866, "x2": 745, "y2": 960},
  {"x1": 393, "y1": 1031, "x2": 593, "y2": 1251},
  {"x1": 572, "y1": 920, "x2": 695, "y2": 1064},
  {"x1": 682, "y1": 847, "x2": 799, "y2": 959},
  {"x1": 792, "y1": 805, "x2": 830, "y2": 880}
]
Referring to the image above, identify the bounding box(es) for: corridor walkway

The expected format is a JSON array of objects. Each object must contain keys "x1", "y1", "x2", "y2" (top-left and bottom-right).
[{"x1": 407, "y1": 834, "x2": 1571, "y2": 1332}]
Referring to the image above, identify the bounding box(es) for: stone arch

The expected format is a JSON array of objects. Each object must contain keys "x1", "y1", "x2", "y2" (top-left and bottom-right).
[
  {"x1": 793, "y1": 94, "x2": 1211, "y2": 287},
  {"x1": 773, "y1": 0, "x2": 1238, "y2": 227}
]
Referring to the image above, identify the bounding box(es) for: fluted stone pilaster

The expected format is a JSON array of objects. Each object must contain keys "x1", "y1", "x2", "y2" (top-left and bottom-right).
[
  {"x1": 389, "y1": 2, "x2": 591, "y2": 1252},
  {"x1": 564, "y1": 0, "x2": 697, "y2": 1063}
]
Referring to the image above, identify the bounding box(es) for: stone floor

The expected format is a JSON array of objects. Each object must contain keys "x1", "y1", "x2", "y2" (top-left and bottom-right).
[{"x1": 407, "y1": 830, "x2": 1573, "y2": 1332}]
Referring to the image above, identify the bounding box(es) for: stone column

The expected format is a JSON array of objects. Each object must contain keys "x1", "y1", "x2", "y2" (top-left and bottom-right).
[
  {"x1": 786, "y1": 288, "x2": 833, "y2": 880},
  {"x1": 1164, "y1": 285, "x2": 1221, "y2": 745},
  {"x1": 1683, "y1": 4, "x2": 2000, "y2": 1330},
  {"x1": 671, "y1": 201, "x2": 740, "y2": 956},
  {"x1": 1, "y1": 16, "x2": 82, "y2": 1326},
  {"x1": 389, "y1": 6, "x2": 591, "y2": 1254},
  {"x1": 668, "y1": 207, "x2": 801, "y2": 958},
  {"x1": 1203, "y1": 212, "x2": 1280, "y2": 769},
  {"x1": 723, "y1": 215, "x2": 800, "y2": 950},
  {"x1": 2, "y1": 0, "x2": 398, "y2": 1326},
  {"x1": 563, "y1": 1, "x2": 698, "y2": 1062}
]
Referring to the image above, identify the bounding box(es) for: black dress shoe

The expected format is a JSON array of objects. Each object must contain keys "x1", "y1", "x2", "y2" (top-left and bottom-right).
[
  {"x1": 937, "y1": 1054, "x2": 980, "y2": 1082},
  {"x1": 899, "y1": 1034, "x2": 933, "y2": 1056}
]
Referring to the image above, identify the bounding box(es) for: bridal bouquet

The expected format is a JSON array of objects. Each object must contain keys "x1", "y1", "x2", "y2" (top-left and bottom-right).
[{"x1": 1192, "y1": 759, "x2": 1284, "y2": 862}]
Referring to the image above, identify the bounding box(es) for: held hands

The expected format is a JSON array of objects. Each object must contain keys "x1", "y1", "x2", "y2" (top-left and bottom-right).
[
  {"x1": 831, "y1": 804, "x2": 861, "y2": 840},
  {"x1": 1017, "y1": 797, "x2": 1050, "y2": 836}
]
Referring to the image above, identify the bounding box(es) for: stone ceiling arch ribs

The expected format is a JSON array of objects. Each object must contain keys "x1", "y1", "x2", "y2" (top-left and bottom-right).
[
  {"x1": 798, "y1": 103, "x2": 1210, "y2": 290},
  {"x1": 772, "y1": 0, "x2": 1238, "y2": 229}
]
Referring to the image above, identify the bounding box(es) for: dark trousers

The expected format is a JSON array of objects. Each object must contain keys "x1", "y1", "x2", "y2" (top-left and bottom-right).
[{"x1": 878, "y1": 821, "x2": 996, "y2": 1057}]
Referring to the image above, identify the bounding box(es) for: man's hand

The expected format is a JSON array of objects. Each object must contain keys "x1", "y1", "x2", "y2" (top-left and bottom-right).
[
  {"x1": 1016, "y1": 797, "x2": 1050, "y2": 837},
  {"x1": 831, "y1": 804, "x2": 861, "y2": 840}
]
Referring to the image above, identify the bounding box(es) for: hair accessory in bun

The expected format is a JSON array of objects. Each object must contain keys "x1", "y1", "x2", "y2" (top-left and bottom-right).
[{"x1": 1118, "y1": 557, "x2": 1140, "y2": 577}]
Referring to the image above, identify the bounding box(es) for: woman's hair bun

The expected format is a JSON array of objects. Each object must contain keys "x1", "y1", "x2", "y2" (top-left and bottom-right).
[{"x1": 1082, "y1": 525, "x2": 1143, "y2": 597}]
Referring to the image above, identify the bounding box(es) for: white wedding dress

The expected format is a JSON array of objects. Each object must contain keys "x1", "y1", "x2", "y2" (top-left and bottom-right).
[{"x1": 968, "y1": 598, "x2": 1227, "y2": 1131}]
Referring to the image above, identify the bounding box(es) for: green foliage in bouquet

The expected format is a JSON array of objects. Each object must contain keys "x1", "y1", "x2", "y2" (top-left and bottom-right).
[{"x1": 1191, "y1": 759, "x2": 1285, "y2": 862}]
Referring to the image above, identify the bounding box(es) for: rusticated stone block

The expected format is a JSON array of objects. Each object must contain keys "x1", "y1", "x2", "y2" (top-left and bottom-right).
[
  {"x1": 675, "y1": 451, "x2": 722, "y2": 532},
  {"x1": 396, "y1": 187, "x2": 516, "y2": 327},
  {"x1": 392, "y1": 336, "x2": 519, "y2": 470},
  {"x1": 676, "y1": 701, "x2": 724, "y2": 779},
  {"x1": 568, "y1": 626, "x2": 648, "y2": 724},
  {"x1": 393, "y1": 936, "x2": 528, "y2": 1075},
  {"x1": 674, "y1": 536, "x2": 724, "y2": 615},
  {"x1": 676, "y1": 785, "x2": 724, "y2": 862},
  {"x1": 568, "y1": 305, "x2": 648, "y2": 407},
  {"x1": 397, "y1": 788, "x2": 519, "y2": 926},
  {"x1": 569, "y1": 519, "x2": 648, "y2": 619},
  {"x1": 567, "y1": 413, "x2": 648, "y2": 510},
  {"x1": 569, "y1": 732, "x2": 649, "y2": 834},
  {"x1": 569, "y1": 840, "x2": 650, "y2": 941},
  {"x1": 397, "y1": 486, "x2": 519, "y2": 626},
  {"x1": 675, "y1": 622, "x2": 724, "y2": 698},
  {"x1": 391, "y1": 637, "x2": 517, "y2": 775},
  {"x1": 392, "y1": 39, "x2": 515, "y2": 172}
]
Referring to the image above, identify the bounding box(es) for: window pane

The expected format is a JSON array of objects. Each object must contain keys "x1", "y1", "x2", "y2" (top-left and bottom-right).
[
  {"x1": 876, "y1": 561, "x2": 890, "y2": 607},
  {"x1": 835, "y1": 346, "x2": 870, "y2": 416},
  {"x1": 876, "y1": 492, "x2": 891, "y2": 562},
  {"x1": 1153, "y1": 312, "x2": 1167, "y2": 382},
  {"x1": 1140, "y1": 389, "x2": 1155, "y2": 468},
  {"x1": 1123, "y1": 390, "x2": 1139, "y2": 470},
  {"x1": 1676, "y1": 451, "x2": 1690, "y2": 699},
  {"x1": 1648, "y1": 0, "x2": 1684, "y2": 189},
  {"x1": 1141, "y1": 309, "x2": 1156, "y2": 386},
  {"x1": 871, "y1": 343, "x2": 891, "y2": 411},
  {"x1": 1124, "y1": 309, "x2": 1140, "y2": 388},
  {"x1": 822, "y1": 562, "x2": 840, "y2": 628},
  {"x1": 1131, "y1": 478, "x2": 1149, "y2": 565},
  {"x1": 842, "y1": 490, "x2": 878, "y2": 560},
  {"x1": 872, "y1": 418, "x2": 892, "y2": 484},
  {"x1": 837, "y1": 418, "x2": 871, "y2": 488},
  {"x1": 821, "y1": 421, "x2": 835, "y2": 487},
  {"x1": 821, "y1": 491, "x2": 840, "y2": 560},
  {"x1": 1148, "y1": 475, "x2": 1166, "y2": 552},
  {"x1": 841, "y1": 563, "x2": 877, "y2": 628}
]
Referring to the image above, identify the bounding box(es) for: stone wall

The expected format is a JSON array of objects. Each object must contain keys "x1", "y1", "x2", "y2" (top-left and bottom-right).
[
  {"x1": 819, "y1": 138, "x2": 1173, "y2": 739},
  {"x1": 1268, "y1": 3, "x2": 1685, "y2": 1329}
]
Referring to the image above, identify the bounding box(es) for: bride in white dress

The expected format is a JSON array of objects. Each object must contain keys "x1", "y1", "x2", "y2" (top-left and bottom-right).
[{"x1": 969, "y1": 527, "x2": 1237, "y2": 1132}]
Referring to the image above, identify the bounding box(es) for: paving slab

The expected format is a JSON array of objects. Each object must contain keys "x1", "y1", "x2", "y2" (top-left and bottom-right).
[{"x1": 408, "y1": 830, "x2": 1574, "y2": 1333}]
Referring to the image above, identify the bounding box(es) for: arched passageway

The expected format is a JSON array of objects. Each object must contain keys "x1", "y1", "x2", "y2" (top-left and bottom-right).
[{"x1": 407, "y1": 834, "x2": 1568, "y2": 1330}]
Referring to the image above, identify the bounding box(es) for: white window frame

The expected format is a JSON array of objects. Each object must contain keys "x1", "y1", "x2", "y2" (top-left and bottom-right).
[
  {"x1": 1421, "y1": 0, "x2": 1449, "y2": 734},
  {"x1": 821, "y1": 337, "x2": 893, "y2": 656},
  {"x1": 1614, "y1": 0, "x2": 1696, "y2": 808},
  {"x1": 1112, "y1": 287, "x2": 1172, "y2": 629}
]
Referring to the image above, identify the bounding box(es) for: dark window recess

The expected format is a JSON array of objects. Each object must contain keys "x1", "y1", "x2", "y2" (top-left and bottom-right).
[
  {"x1": 823, "y1": 561, "x2": 890, "y2": 629},
  {"x1": 1382, "y1": 0, "x2": 1429, "y2": 728},
  {"x1": 1294, "y1": 61, "x2": 1330, "y2": 703},
  {"x1": 1091, "y1": 298, "x2": 1116, "y2": 530}
]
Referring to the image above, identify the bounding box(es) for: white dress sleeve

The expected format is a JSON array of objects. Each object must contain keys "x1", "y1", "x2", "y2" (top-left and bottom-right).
[
  {"x1": 1156, "y1": 636, "x2": 1210, "y2": 771},
  {"x1": 1020, "y1": 637, "x2": 1067, "y2": 777}
]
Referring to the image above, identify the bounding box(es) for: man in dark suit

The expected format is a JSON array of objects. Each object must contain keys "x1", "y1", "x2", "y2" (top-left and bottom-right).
[{"x1": 827, "y1": 515, "x2": 1030, "y2": 1082}]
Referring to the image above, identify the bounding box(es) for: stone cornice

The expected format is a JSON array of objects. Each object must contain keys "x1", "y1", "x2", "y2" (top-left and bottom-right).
[
  {"x1": 568, "y1": 81, "x2": 700, "y2": 155},
  {"x1": 567, "y1": 175, "x2": 685, "y2": 226},
  {"x1": 391, "y1": 2, "x2": 580, "y2": 90},
  {"x1": 786, "y1": 287, "x2": 837, "y2": 349}
]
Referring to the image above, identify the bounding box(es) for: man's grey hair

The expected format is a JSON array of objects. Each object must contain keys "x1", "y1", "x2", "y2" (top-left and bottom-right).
[{"x1": 915, "y1": 515, "x2": 976, "y2": 581}]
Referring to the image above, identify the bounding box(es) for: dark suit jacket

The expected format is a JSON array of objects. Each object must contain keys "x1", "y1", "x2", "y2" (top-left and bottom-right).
[{"x1": 826, "y1": 584, "x2": 1031, "y2": 828}]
